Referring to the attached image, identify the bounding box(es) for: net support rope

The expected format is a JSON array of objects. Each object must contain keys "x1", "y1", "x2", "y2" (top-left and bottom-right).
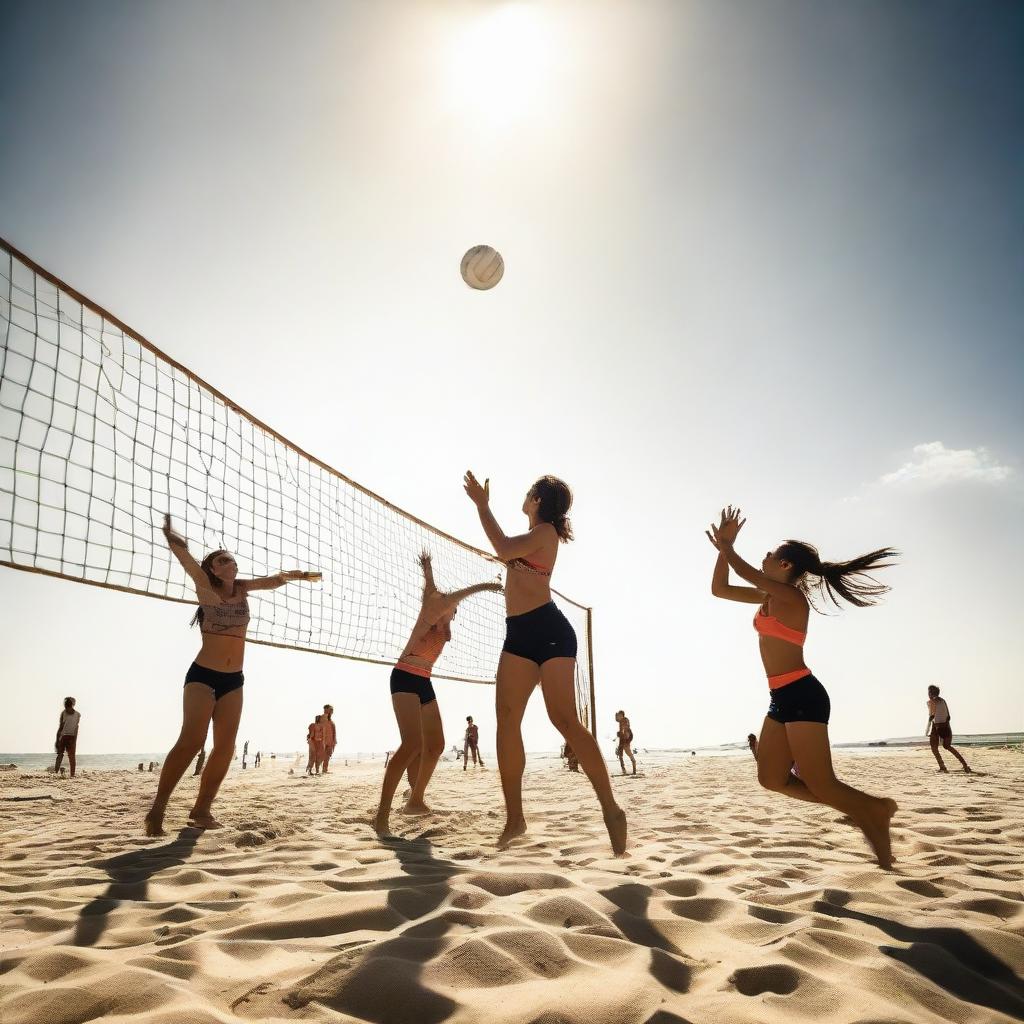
[{"x1": 0, "y1": 239, "x2": 595, "y2": 729}]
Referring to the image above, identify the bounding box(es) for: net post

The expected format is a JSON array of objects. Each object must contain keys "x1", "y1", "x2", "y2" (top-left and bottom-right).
[{"x1": 586, "y1": 606, "x2": 597, "y2": 736}]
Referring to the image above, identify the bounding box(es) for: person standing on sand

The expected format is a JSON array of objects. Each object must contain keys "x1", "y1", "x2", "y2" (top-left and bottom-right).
[
  {"x1": 144, "y1": 514, "x2": 320, "y2": 836},
  {"x1": 615, "y1": 710, "x2": 637, "y2": 776},
  {"x1": 373, "y1": 552, "x2": 502, "y2": 836},
  {"x1": 321, "y1": 705, "x2": 337, "y2": 773},
  {"x1": 926, "y1": 685, "x2": 972, "y2": 773},
  {"x1": 464, "y1": 471, "x2": 627, "y2": 854},
  {"x1": 747, "y1": 733, "x2": 758, "y2": 758},
  {"x1": 306, "y1": 715, "x2": 325, "y2": 775},
  {"x1": 54, "y1": 697, "x2": 81, "y2": 777},
  {"x1": 463, "y1": 716, "x2": 483, "y2": 770},
  {"x1": 708, "y1": 505, "x2": 900, "y2": 869}
]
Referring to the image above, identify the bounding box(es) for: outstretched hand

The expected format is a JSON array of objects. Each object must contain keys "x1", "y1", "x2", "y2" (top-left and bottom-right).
[
  {"x1": 463, "y1": 471, "x2": 489, "y2": 507},
  {"x1": 162, "y1": 513, "x2": 187, "y2": 549},
  {"x1": 705, "y1": 505, "x2": 746, "y2": 550}
]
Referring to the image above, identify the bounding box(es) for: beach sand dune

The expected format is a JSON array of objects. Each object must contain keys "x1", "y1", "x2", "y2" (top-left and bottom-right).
[{"x1": 2, "y1": 750, "x2": 1022, "y2": 1023}]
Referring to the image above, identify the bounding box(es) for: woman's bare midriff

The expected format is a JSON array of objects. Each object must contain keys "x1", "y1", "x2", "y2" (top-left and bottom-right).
[
  {"x1": 194, "y1": 634, "x2": 246, "y2": 672},
  {"x1": 758, "y1": 635, "x2": 807, "y2": 678},
  {"x1": 504, "y1": 572, "x2": 553, "y2": 617}
]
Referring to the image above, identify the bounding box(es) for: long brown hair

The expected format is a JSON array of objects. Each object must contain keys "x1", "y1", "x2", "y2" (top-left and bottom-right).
[
  {"x1": 531, "y1": 476, "x2": 574, "y2": 542},
  {"x1": 776, "y1": 540, "x2": 898, "y2": 611},
  {"x1": 190, "y1": 549, "x2": 229, "y2": 628}
]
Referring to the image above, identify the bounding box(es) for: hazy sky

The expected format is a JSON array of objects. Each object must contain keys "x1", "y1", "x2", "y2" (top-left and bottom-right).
[{"x1": 1, "y1": 0, "x2": 1021, "y2": 755}]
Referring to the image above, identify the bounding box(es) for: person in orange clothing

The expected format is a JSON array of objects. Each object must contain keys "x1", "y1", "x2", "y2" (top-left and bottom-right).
[
  {"x1": 708, "y1": 505, "x2": 899, "y2": 869},
  {"x1": 373, "y1": 551, "x2": 501, "y2": 836}
]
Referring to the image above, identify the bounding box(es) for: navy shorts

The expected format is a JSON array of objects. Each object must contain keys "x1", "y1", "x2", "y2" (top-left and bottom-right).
[
  {"x1": 502, "y1": 601, "x2": 577, "y2": 665},
  {"x1": 185, "y1": 661, "x2": 244, "y2": 701},
  {"x1": 390, "y1": 667, "x2": 437, "y2": 705},
  {"x1": 767, "y1": 673, "x2": 830, "y2": 725}
]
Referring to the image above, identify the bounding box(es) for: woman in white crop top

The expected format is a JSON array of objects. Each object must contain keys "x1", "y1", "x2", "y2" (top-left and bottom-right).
[
  {"x1": 54, "y1": 696, "x2": 81, "y2": 777},
  {"x1": 144, "y1": 514, "x2": 321, "y2": 836}
]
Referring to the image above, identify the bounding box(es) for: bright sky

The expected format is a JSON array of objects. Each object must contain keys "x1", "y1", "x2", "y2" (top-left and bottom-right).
[{"x1": 1, "y1": 1, "x2": 1022, "y2": 755}]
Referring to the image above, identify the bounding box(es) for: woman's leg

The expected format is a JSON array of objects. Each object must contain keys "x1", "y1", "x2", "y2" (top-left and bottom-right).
[
  {"x1": 495, "y1": 652, "x2": 541, "y2": 846},
  {"x1": 624, "y1": 741, "x2": 636, "y2": 775},
  {"x1": 66, "y1": 737, "x2": 77, "y2": 777},
  {"x1": 145, "y1": 684, "x2": 216, "y2": 835},
  {"x1": 616, "y1": 742, "x2": 626, "y2": 775},
  {"x1": 405, "y1": 700, "x2": 444, "y2": 814},
  {"x1": 942, "y1": 735, "x2": 972, "y2": 772},
  {"x1": 930, "y1": 730, "x2": 947, "y2": 771},
  {"x1": 756, "y1": 717, "x2": 821, "y2": 803},
  {"x1": 54, "y1": 740, "x2": 65, "y2": 774},
  {"x1": 189, "y1": 687, "x2": 244, "y2": 827},
  {"x1": 540, "y1": 657, "x2": 627, "y2": 855},
  {"x1": 784, "y1": 722, "x2": 897, "y2": 868},
  {"x1": 373, "y1": 694, "x2": 425, "y2": 836},
  {"x1": 306, "y1": 744, "x2": 315, "y2": 774}
]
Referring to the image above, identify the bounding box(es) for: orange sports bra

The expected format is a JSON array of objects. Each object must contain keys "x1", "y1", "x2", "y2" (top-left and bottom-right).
[
  {"x1": 753, "y1": 607, "x2": 806, "y2": 646},
  {"x1": 507, "y1": 557, "x2": 552, "y2": 577},
  {"x1": 396, "y1": 625, "x2": 449, "y2": 678}
]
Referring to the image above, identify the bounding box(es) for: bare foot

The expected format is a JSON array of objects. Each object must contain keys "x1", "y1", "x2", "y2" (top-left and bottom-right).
[
  {"x1": 497, "y1": 818, "x2": 528, "y2": 849},
  {"x1": 373, "y1": 809, "x2": 394, "y2": 838},
  {"x1": 963, "y1": 766, "x2": 973, "y2": 774},
  {"x1": 188, "y1": 810, "x2": 223, "y2": 830},
  {"x1": 603, "y1": 805, "x2": 628, "y2": 856},
  {"x1": 860, "y1": 798, "x2": 897, "y2": 869},
  {"x1": 937, "y1": 765, "x2": 949, "y2": 773},
  {"x1": 144, "y1": 809, "x2": 165, "y2": 837},
  {"x1": 401, "y1": 801, "x2": 432, "y2": 817}
]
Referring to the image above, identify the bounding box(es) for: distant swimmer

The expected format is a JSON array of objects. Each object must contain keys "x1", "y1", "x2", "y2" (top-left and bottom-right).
[
  {"x1": 372, "y1": 552, "x2": 502, "y2": 836},
  {"x1": 615, "y1": 710, "x2": 637, "y2": 776},
  {"x1": 463, "y1": 716, "x2": 484, "y2": 770},
  {"x1": 708, "y1": 505, "x2": 900, "y2": 869},
  {"x1": 926, "y1": 685, "x2": 972, "y2": 774},
  {"x1": 145, "y1": 514, "x2": 320, "y2": 836},
  {"x1": 465, "y1": 471, "x2": 627, "y2": 854},
  {"x1": 54, "y1": 697, "x2": 80, "y2": 778}
]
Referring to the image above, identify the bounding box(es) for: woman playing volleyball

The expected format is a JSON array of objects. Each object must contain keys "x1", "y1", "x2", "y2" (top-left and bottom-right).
[
  {"x1": 373, "y1": 552, "x2": 502, "y2": 836},
  {"x1": 144, "y1": 514, "x2": 320, "y2": 836},
  {"x1": 464, "y1": 472, "x2": 627, "y2": 854},
  {"x1": 708, "y1": 506, "x2": 899, "y2": 867}
]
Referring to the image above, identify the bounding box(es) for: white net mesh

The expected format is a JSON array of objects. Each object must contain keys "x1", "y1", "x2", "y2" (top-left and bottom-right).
[{"x1": 0, "y1": 240, "x2": 593, "y2": 721}]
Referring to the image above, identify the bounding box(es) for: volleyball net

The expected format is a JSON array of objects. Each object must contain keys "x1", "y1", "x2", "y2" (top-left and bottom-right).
[{"x1": 0, "y1": 239, "x2": 594, "y2": 728}]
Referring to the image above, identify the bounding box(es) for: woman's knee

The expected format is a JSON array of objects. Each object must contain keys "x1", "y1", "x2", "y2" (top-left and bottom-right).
[{"x1": 757, "y1": 768, "x2": 789, "y2": 793}]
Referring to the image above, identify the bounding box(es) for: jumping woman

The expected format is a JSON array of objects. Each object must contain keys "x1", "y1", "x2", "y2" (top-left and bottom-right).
[
  {"x1": 464, "y1": 471, "x2": 627, "y2": 854},
  {"x1": 707, "y1": 506, "x2": 899, "y2": 868},
  {"x1": 373, "y1": 551, "x2": 502, "y2": 836},
  {"x1": 145, "y1": 514, "x2": 320, "y2": 836}
]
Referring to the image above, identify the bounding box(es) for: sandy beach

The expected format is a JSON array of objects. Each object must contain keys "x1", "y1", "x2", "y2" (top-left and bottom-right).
[{"x1": 2, "y1": 749, "x2": 1022, "y2": 1024}]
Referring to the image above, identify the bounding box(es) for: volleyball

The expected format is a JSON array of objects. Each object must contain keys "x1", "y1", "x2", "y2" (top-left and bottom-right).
[{"x1": 460, "y1": 245, "x2": 504, "y2": 290}]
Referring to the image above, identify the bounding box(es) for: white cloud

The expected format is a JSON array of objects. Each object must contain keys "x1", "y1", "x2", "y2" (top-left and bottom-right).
[{"x1": 879, "y1": 442, "x2": 1013, "y2": 487}]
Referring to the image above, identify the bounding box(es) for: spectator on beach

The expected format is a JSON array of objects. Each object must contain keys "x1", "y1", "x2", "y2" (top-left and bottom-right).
[
  {"x1": 747, "y1": 733, "x2": 758, "y2": 758},
  {"x1": 615, "y1": 710, "x2": 636, "y2": 776},
  {"x1": 321, "y1": 705, "x2": 337, "y2": 773},
  {"x1": 306, "y1": 715, "x2": 324, "y2": 775},
  {"x1": 564, "y1": 742, "x2": 579, "y2": 772},
  {"x1": 194, "y1": 746, "x2": 206, "y2": 775},
  {"x1": 54, "y1": 697, "x2": 81, "y2": 778},
  {"x1": 463, "y1": 716, "x2": 484, "y2": 770},
  {"x1": 927, "y1": 685, "x2": 972, "y2": 773}
]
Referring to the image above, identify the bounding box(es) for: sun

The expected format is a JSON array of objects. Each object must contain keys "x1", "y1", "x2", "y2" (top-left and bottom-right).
[{"x1": 444, "y1": 4, "x2": 555, "y2": 126}]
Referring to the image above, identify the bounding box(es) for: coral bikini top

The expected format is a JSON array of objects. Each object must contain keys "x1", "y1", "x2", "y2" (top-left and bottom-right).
[{"x1": 753, "y1": 607, "x2": 806, "y2": 647}]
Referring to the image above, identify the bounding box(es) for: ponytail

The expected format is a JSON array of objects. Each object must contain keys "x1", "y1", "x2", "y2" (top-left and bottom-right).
[
  {"x1": 531, "y1": 475, "x2": 574, "y2": 542},
  {"x1": 190, "y1": 549, "x2": 228, "y2": 627},
  {"x1": 776, "y1": 540, "x2": 898, "y2": 611}
]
